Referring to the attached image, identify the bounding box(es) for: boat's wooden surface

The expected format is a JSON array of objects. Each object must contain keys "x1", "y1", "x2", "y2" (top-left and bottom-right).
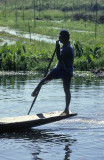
[{"x1": 0, "y1": 111, "x2": 77, "y2": 132}]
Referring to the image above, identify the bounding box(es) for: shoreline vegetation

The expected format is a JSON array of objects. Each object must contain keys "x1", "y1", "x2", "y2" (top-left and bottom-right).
[
  {"x1": 0, "y1": 70, "x2": 104, "y2": 78},
  {"x1": 0, "y1": 0, "x2": 104, "y2": 74}
]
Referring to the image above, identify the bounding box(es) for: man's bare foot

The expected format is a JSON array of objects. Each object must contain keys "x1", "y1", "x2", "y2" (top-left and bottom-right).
[
  {"x1": 60, "y1": 110, "x2": 69, "y2": 116},
  {"x1": 64, "y1": 109, "x2": 69, "y2": 115},
  {"x1": 60, "y1": 112, "x2": 66, "y2": 116}
]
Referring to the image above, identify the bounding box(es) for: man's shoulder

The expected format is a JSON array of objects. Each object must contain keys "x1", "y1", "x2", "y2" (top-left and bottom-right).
[
  {"x1": 68, "y1": 42, "x2": 73, "y2": 49},
  {"x1": 63, "y1": 43, "x2": 74, "y2": 53}
]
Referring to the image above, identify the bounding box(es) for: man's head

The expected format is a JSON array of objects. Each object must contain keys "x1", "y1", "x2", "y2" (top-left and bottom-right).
[{"x1": 58, "y1": 29, "x2": 70, "y2": 43}]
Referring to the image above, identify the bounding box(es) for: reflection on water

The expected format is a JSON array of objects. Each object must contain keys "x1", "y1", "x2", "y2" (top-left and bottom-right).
[
  {"x1": 0, "y1": 74, "x2": 104, "y2": 160},
  {"x1": 0, "y1": 128, "x2": 76, "y2": 160},
  {"x1": 0, "y1": 75, "x2": 28, "y2": 88},
  {"x1": 0, "y1": 75, "x2": 103, "y2": 90}
]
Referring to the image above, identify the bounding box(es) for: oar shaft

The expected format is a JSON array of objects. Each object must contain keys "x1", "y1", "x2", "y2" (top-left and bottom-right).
[
  {"x1": 27, "y1": 89, "x2": 40, "y2": 115},
  {"x1": 44, "y1": 49, "x2": 56, "y2": 77},
  {"x1": 27, "y1": 49, "x2": 56, "y2": 115}
]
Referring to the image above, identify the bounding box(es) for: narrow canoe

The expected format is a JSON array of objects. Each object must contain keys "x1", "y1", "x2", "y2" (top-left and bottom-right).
[{"x1": 0, "y1": 110, "x2": 77, "y2": 132}]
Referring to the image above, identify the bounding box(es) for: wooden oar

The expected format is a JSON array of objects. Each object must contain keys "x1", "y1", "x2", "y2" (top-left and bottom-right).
[{"x1": 27, "y1": 49, "x2": 56, "y2": 115}]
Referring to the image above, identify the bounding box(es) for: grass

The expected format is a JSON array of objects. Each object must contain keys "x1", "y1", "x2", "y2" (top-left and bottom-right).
[
  {"x1": 0, "y1": 16, "x2": 103, "y2": 46},
  {"x1": 0, "y1": 0, "x2": 104, "y2": 71},
  {"x1": 2, "y1": 20, "x2": 104, "y2": 51},
  {"x1": 0, "y1": 39, "x2": 3, "y2": 43}
]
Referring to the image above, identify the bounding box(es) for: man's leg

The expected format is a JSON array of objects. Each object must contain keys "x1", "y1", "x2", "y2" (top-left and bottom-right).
[
  {"x1": 31, "y1": 72, "x2": 54, "y2": 97},
  {"x1": 63, "y1": 76, "x2": 71, "y2": 114}
]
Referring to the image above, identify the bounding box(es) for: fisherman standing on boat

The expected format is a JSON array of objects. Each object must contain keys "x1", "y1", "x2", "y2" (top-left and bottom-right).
[{"x1": 31, "y1": 29, "x2": 74, "y2": 114}]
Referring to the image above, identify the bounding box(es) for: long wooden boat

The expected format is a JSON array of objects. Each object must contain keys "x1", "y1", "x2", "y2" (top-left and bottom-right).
[{"x1": 0, "y1": 111, "x2": 77, "y2": 132}]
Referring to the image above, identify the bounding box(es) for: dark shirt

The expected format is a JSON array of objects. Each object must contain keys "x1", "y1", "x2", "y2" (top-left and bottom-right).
[{"x1": 56, "y1": 41, "x2": 74, "y2": 76}]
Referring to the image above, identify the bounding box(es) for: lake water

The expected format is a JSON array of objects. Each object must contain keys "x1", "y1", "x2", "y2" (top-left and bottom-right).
[{"x1": 0, "y1": 75, "x2": 104, "y2": 160}]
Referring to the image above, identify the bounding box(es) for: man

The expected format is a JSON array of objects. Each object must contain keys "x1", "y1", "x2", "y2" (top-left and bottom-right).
[{"x1": 31, "y1": 29, "x2": 74, "y2": 114}]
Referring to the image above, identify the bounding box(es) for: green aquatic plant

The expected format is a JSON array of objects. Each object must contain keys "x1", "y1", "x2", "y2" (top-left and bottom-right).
[
  {"x1": 0, "y1": 40, "x2": 103, "y2": 72},
  {"x1": 73, "y1": 41, "x2": 104, "y2": 71},
  {"x1": 74, "y1": 41, "x2": 84, "y2": 58},
  {"x1": 0, "y1": 41, "x2": 27, "y2": 71}
]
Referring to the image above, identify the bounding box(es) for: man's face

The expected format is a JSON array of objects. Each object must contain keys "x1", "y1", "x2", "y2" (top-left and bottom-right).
[{"x1": 59, "y1": 36, "x2": 64, "y2": 43}]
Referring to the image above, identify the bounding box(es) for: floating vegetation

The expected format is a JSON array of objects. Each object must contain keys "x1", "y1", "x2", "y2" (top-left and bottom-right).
[{"x1": 0, "y1": 40, "x2": 103, "y2": 73}]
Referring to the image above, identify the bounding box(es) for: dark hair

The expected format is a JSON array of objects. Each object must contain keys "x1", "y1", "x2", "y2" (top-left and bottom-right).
[{"x1": 58, "y1": 29, "x2": 70, "y2": 39}]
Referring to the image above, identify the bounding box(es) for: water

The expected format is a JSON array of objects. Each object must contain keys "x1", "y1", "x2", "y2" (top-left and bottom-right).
[
  {"x1": 0, "y1": 26, "x2": 56, "y2": 45},
  {"x1": 0, "y1": 75, "x2": 104, "y2": 160},
  {"x1": 0, "y1": 26, "x2": 95, "y2": 46},
  {"x1": 0, "y1": 37, "x2": 16, "y2": 46}
]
